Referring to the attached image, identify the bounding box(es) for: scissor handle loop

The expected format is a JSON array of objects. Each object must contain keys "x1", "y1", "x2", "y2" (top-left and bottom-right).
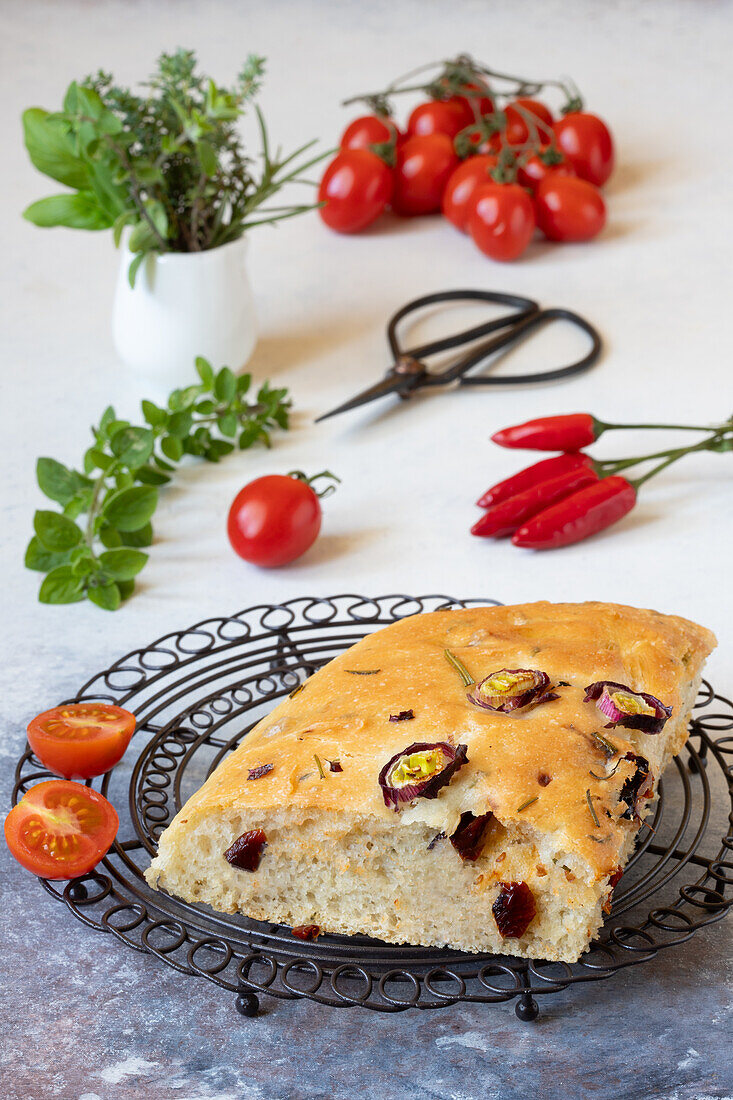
[
  {"x1": 458, "y1": 307, "x2": 602, "y2": 386},
  {"x1": 387, "y1": 289, "x2": 540, "y2": 362}
]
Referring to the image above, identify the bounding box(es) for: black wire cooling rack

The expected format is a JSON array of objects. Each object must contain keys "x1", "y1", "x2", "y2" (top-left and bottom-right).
[{"x1": 11, "y1": 594, "x2": 733, "y2": 1022}]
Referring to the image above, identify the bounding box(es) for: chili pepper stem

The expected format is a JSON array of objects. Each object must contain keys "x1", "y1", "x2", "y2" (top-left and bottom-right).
[
  {"x1": 596, "y1": 430, "x2": 732, "y2": 475},
  {"x1": 598, "y1": 419, "x2": 727, "y2": 435},
  {"x1": 629, "y1": 436, "x2": 724, "y2": 490}
]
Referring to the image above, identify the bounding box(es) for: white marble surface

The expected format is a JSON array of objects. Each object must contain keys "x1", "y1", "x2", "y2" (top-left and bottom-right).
[{"x1": 2, "y1": 1, "x2": 732, "y2": 1097}]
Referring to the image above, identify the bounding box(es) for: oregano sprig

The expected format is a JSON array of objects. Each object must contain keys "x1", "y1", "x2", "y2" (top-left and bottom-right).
[{"x1": 26, "y1": 358, "x2": 291, "y2": 610}]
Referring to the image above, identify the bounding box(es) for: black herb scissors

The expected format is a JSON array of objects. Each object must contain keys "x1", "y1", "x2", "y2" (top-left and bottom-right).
[{"x1": 315, "y1": 289, "x2": 601, "y2": 423}]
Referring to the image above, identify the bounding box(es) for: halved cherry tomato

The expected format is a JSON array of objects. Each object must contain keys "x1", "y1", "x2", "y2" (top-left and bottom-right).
[
  {"x1": 552, "y1": 112, "x2": 614, "y2": 186},
  {"x1": 407, "y1": 99, "x2": 471, "y2": 140},
  {"x1": 341, "y1": 115, "x2": 400, "y2": 151},
  {"x1": 468, "y1": 182, "x2": 535, "y2": 261},
  {"x1": 504, "y1": 98, "x2": 554, "y2": 145},
  {"x1": 442, "y1": 154, "x2": 498, "y2": 231},
  {"x1": 534, "y1": 175, "x2": 606, "y2": 241},
  {"x1": 392, "y1": 133, "x2": 459, "y2": 216},
  {"x1": 5, "y1": 780, "x2": 119, "y2": 879},
  {"x1": 318, "y1": 149, "x2": 393, "y2": 234},
  {"x1": 227, "y1": 474, "x2": 323, "y2": 567},
  {"x1": 27, "y1": 703, "x2": 136, "y2": 780},
  {"x1": 517, "y1": 148, "x2": 576, "y2": 192}
]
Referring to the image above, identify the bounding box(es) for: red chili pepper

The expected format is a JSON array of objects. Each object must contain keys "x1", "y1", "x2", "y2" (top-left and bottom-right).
[
  {"x1": 476, "y1": 453, "x2": 594, "y2": 509},
  {"x1": 492, "y1": 413, "x2": 600, "y2": 452},
  {"x1": 511, "y1": 476, "x2": 637, "y2": 549},
  {"x1": 471, "y1": 465, "x2": 599, "y2": 538}
]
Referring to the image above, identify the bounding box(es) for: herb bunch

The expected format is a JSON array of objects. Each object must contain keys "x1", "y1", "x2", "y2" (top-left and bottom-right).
[
  {"x1": 26, "y1": 360, "x2": 291, "y2": 610},
  {"x1": 22, "y1": 49, "x2": 324, "y2": 284}
]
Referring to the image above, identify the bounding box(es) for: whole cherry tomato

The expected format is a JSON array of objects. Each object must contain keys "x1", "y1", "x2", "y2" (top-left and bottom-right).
[
  {"x1": 534, "y1": 175, "x2": 606, "y2": 241},
  {"x1": 27, "y1": 703, "x2": 136, "y2": 780},
  {"x1": 407, "y1": 99, "x2": 471, "y2": 140},
  {"x1": 442, "y1": 154, "x2": 498, "y2": 231},
  {"x1": 504, "y1": 98, "x2": 554, "y2": 145},
  {"x1": 452, "y1": 83, "x2": 494, "y2": 118},
  {"x1": 468, "y1": 182, "x2": 536, "y2": 261},
  {"x1": 5, "y1": 780, "x2": 119, "y2": 880},
  {"x1": 341, "y1": 115, "x2": 400, "y2": 151},
  {"x1": 318, "y1": 149, "x2": 393, "y2": 233},
  {"x1": 552, "y1": 112, "x2": 614, "y2": 186},
  {"x1": 227, "y1": 473, "x2": 336, "y2": 567},
  {"x1": 392, "y1": 133, "x2": 460, "y2": 216},
  {"x1": 517, "y1": 148, "x2": 576, "y2": 192}
]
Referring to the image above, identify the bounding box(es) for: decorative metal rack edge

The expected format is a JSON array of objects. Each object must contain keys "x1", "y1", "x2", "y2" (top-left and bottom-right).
[{"x1": 11, "y1": 594, "x2": 733, "y2": 1021}]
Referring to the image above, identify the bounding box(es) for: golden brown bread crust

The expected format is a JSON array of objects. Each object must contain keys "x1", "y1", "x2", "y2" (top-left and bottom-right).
[{"x1": 163, "y1": 601, "x2": 716, "y2": 886}]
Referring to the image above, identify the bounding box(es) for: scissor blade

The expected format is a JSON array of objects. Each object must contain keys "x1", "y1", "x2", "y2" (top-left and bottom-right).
[{"x1": 315, "y1": 375, "x2": 408, "y2": 423}]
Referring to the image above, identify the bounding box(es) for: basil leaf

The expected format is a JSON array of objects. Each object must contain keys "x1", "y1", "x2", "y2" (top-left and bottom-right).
[
  {"x1": 236, "y1": 373, "x2": 251, "y2": 394},
  {"x1": 25, "y1": 536, "x2": 72, "y2": 573},
  {"x1": 110, "y1": 425, "x2": 154, "y2": 468},
  {"x1": 39, "y1": 565, "x2": 85, "y2": 604},
  {"x1": 33, "y1": 510, "x2": 83, "y2": 551},
  {"x1": 98, "y1": 548, "x2": 148, "y2": 580},
  {"x1": 117, "y1": 579, "x2": 135, "y2": 600},
  {"x1": 87, "y1": 581, "x2": 121, "y2": 611},
  {"x1": 23, "y1": 191, "x2": 113, "y2": 230},
  {"x1": 22, "y1": 108, "x2": 89, "y2": 190},
  {"x1": 102, "y1": 485, "x2": 158, "y2": 531},
  {"x1": 36, "y1": 457, "x2": 88, "y2": 504}
]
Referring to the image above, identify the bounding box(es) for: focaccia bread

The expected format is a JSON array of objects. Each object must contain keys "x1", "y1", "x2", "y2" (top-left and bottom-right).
[{"x1": 146, "y1": 602, "x2": 716, "y2": 962}]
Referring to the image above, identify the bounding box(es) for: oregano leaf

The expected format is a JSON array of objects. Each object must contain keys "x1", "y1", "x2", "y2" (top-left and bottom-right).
[
  {"x1": 87, "y1": 580, "x2": 122, "y2": 611},
  {"x1": 39, "y1": 565, "x2": 85, "y2": 604},
  {"x1": 25, "y1": 536, "x2": 72, "y2": 573},
  {"x1": 34, "y1": 510, "x2": 83, "y2": 551},
  {"x1": 98, "y1": 548, "x2": 148, "y2": 580},
  {"x1": 102, "y1": 485, "x2": 158, "y2": 531}
]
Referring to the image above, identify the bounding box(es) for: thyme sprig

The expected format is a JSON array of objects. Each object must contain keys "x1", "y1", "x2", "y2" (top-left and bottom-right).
[{"x1": 26, "y1": 357, "x2": 290, "y2": 610}]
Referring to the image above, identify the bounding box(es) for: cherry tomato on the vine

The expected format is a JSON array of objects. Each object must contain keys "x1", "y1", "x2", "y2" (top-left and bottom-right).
[
  {"x1": 503, "y1": 98, "x2": 554, "y2": 145},
  {"x1": 442, "y1": 154, "x2": 498, "y2": 231},
  {"x1": 27, "y1": 703, "x2": 136, "y2": 780},
  {"x1": 534, "y1": 175, "x2": 606, "y2": 241},
  {"x1": 552, "y1": 112, "x2": 614, "y2": 186},
  {"x1": 341, "y1": 115, "x2": 400, "y2": 152},
  {"x1": 5, "y1": 780, "x2": 119, "y2": 880},
  {"x1": 468, "y1": 182, "x2": 536, "y2": 261},
  {"x1": 407, "y1": 99, "x2": 471, "y2": 140},
  {"x1": 517, "y1": 148, "x2": 576, "y2": 192},
  {"x1": 227, "y1": 473, "x2": 335, "y2": 568},
  {"x1": 452, "y1": 83, "x2": 494, "y2": 118},
  {"x1": 318, "y1": 149, "x2": 393, "y2": 234},
  {"x1": 392, "y1": 133, "x2": 459, "y2": 216}
]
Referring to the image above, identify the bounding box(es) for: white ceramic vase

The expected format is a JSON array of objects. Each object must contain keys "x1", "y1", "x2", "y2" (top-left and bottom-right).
[{"x1": 112, "y1": 235, "x2": 257, "y2": 388}]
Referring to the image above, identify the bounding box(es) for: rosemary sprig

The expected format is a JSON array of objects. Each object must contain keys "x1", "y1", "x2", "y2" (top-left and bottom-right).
[
  {"x1": 589, "y1": 760, "x2": 622, "y2": 781},
  {"x1": 345, "y1": 669, "x2": 381, "y2": 675},
  {"x1": 313, "y1": 754, "x2": 326, "y2": 780},
  {"x1": 444, "y1": 649, "x2": 474, "y2": 687},
  {"x1": 586, "y1": 789, "x2": 600, "y2": 827},
  {"x1": 592, "y1": 731, "x2": 619, "y2": 758},
  {"x1": 516, "y1": 796, "x2": 538, "y2": 813},
  {"x1": 26, "y1": 358, "x2": 290, "y2": 610}
]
